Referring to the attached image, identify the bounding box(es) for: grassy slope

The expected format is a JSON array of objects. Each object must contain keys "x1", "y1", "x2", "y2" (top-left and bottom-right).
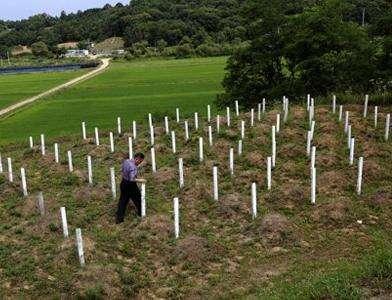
[
  {"x1": 0, "y1": 103, "x2": 391, "y2": 298},
  {"x1": 0, "y1": 70, "x2": 88, "y2": 109},
  {"x1": 0, "y1": 57, "x2": 227, "y2": 145}
]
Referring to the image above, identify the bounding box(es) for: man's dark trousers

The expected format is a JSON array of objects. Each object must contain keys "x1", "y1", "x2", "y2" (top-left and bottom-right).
[{"x1": 116, "y1": 179, "x2": 141, "y2": 222}]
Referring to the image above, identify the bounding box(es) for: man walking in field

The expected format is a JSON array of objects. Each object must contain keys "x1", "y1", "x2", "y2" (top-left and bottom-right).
[{"x1": 116, "y1": 152, "x2": 146, "y2": 223}]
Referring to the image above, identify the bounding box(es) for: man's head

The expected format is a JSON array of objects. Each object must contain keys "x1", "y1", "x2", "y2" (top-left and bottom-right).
[{"x1": 134, "y1": 152, "x2": 145, "y2": 166}]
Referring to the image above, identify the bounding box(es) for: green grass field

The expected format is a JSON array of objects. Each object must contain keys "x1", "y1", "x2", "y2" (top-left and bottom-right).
[
  {"x1": 0, "y1": 57, "x2": 227, "y2": 145},
  {"x1": 0, "y1": 70, "x2": 88, "y2": 110}
]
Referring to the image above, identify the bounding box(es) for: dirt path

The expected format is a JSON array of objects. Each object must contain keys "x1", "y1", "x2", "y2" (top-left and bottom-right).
[{"x1": 0, "y1": 58, "x2": 110, "y2": 118}]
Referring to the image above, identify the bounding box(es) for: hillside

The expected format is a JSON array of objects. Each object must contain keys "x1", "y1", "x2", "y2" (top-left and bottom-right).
[{"x1": 0, "y1": 101, "x2": 391, "y2": 298}]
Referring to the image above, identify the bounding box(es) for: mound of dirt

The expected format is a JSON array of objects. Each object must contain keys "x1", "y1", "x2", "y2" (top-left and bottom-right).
[
  {"x1": 318, "y1": 170, "x2": 347, "y2": 195},
  {"x1": 259, "y1": 213, "x2": 295, "y2": 246},
  {"x1": 246, "y1": 151, "x2": 264, "y2": 166},
  {"x1": 311, "y1": 200, "x2": 350, "y2": 225},
  {"x1": 366, "y1": 190, "x2": 392, "y2": 207},
  {"x1": 217, "y1": 192, "x2": 248, "y2": 218},
  {"x1": 364, "y1": 159, "x2": 383, "y2": 180},
  {"x1": 139, "y1": 214, "x2": 171, "y2": 239},
  {"x1": 154, "y1": 167, "x2": 175, "y2": 183},
  {"x1": 74, "y1": 186, "x2": 109, "y2": 202},
  {"x1": 279, "y1": 143, "x2": 304, "y2": 159},
  {"x1": 280, "y1": 181, "x2": 305, "y2": 204},
  {"x1": 173, "y1": 235, "x2": 209, "y2": 265}
]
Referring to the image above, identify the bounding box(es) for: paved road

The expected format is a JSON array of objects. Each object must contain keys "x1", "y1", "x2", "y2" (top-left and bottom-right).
[{"x1": 0, "y1": 58, "x2": 110, "y2": 118}]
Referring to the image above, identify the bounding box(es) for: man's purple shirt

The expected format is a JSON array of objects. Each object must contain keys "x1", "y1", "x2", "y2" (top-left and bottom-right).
[{"x1": 122, "y1": 159, "x2": 138, "y2": 181}]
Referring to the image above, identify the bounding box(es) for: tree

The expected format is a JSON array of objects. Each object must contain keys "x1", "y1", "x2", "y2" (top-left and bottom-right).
[{"x1": 31, "y1": 41, "x2": 50, "y2": 57}]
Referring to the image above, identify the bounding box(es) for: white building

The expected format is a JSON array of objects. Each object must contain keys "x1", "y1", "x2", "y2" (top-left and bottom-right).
[{"x1": 65, "y1": 49, "x2": 89, "y2": 58}]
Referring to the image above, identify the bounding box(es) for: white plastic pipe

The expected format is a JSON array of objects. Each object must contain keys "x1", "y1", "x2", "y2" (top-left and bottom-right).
[
  {"x1": 178, "y1": 158, "x2": 184, "y2": 188},
  {"x1": 276, "y1": 114, "x2": 280, "y2": 133},
  {"x1": 241, "y1": 120, "x2": 245, "y2": 139},
  {"x1": 226, "y1": 107, "x2": 231, "y2": 127},
  {"x1": 0, "y1": 153, "x2": 3, "y2": 173},
  {"x1": 87, "y1": 155, "x2": 93, "y2": 185},
  {"x1": 251, "y1": 182, "x2": 257, "y2": 219},
  {"x1": 20, "y1": 168, "x2": 28, "y2": 196},
  {"x1": 117, "y1": 117, "x2": 122, "y2": 135},
  {"x1": 251, "y1": 109, "x2": 254, "y2": 127},
  {"x1": 184, "y1": 120, "x2": 189, "y2": 141},
  {"x1": 29, "y1": 136, "x2": 34, "y2": 148},
  {"x1": 262, "y1": 98, "x2": 266, "y2": 113},
  {"x1": 374, "y1": 106, "x2": 378, "y2": 128},
  {"x1": 7, "y1": 157, "x2": 13, "y2": 182},
  {"x1": 216, "y1": 115, "x2": 220, "y2": 133},
  {"x1": 306, "y1": 131, "x2": 312, "y2": 156},
  {"x1": 272, "y1": 126, "x2": 276, "y2": 168},
  {"x1": 176, "y1": 108, "x2": 180, "y2": 123},
  {"x1": 150, "y1": 125, "x2": 155, "y2": 146},
  {"x1": 349, "y1": 138, "x2": 355, "y2": 165},
  {"x1": 164, "y1": 116, "x2": 169, "y2": 134},
  {"x1": 171, "y1": 131, "x2": 176, "y2": 154},
  {"x1": 110, "y1": 167, "x2": 116, "y2": 198},
  {"x1": 257, "y1": 103, "x2": 261, "y2": 121},
  {"x1": 132, "y1": 121, "x2": 137, "y2": 139},
  {"x1": 141, "y1": 183, "x2": 146, "y2": 217},
  {"x1": 363, "y1": 94, "x2": 369, "y2": 118},
  {"x1": 311, "y1": 146, "x2": 316, "y2": 170},
  {"x1": 339, "y1": 105, "x2": 343, "y2": 122},
  {"x1": 229, "y1": 148, "x2": 234, "y2": 176},
  {"x1": 41, "y1": 134, "x2": 45, "y2": 156},
  {"x1": 199, "y1": 137, "x2": 204, "y2": 162},
  {"x1": 95, "y1": 127, "x2": 100, "y2": 146},
  {"x1": 109, "y1": 132, "x2": 114, "y2": 153},
  {"x1": 60, "y1": 207, "x2": 68, "y2": 238},
  {"x1": 194, "y1": 112, "x2": 199, "y2": 130},
  {"x1": 357, "y1": 157, "x2": 364, "y2": 195},
  {"x1": 173, "y1": 197, "x2": 180, "y2": 239},
  {"x1": 151, "y1": 147, "x2": 156, "y2": 173},
  {"x1": 311, "y1": 167, "x2": 316, "y2": 204},
  {"x1": 344, "y1": 111, "x2": 349, "y2": 133},
  {"x1": 267, "y1": 157, "x2": 272, "y2": 190},
  {"x1": 213, "y1": 166, "x2": 218, "y2": 200},
  {"x1": 235, "y1": 100, "x2": 239, "y2": 116},
  {"x1": 208, "y1": 125, "x2": 213, "y2": 146},
  {"x1": 67, "y1": 150, "x2": 73, "y2": 172},
  {"x1": 148, "y1": 113, "x2": 153, "y2": 129},
  {"x1": 347, "y1": 125, "x2": 352, "y2": 149},
  {"x1": 238, "y1": 140, "x2": 243, "y2": 155},
  {"x1": 75, "y1": 228, "x2": 85, "y2": 267},
  {"x1": 385, "y1": 114, "x2": 390, "y2": 141},
  {"x1": 54, "y1": 143, "x2": 59, "y2": 163},
  {"x1": 207, "y1": 105, "x2": 211, "y2": 122},
  {"x1": 332, "y1": 95, "x2": 336, "y2": 114}
]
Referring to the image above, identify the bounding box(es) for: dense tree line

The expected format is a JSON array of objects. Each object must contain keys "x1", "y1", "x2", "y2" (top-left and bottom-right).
[
  {"x1": 218, "y1": 0, "x2": 391, "y2": 106},
  {"x1": 0, "y1": 1, "x2": 245, "y2": 57}
]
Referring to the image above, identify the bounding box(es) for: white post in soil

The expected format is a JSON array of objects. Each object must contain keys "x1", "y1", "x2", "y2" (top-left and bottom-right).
[
  {"x1": 349, "y1": 138, "x2": 355, "y2": 165},
  {"x1": 132, "y1": 121, "x2": 137, "y2": 139},
  {"x1": 258, "y1": 103, "x2": 261, "y2": 121},
  {"x1": 20, "y1": 168, "x2": 28, "y2": 196},
  {"x1": 207, "y1": 105, "x2": 211, "y2": 122},
  {"x1": 87, "y1": 155, "x2": 93, "y2": 185},
  {"x1": 178, "y1": 158, "x2": 184, "y2": 188},
  {"x1": 67, "y1": 151, "x2": 73, "y2": 172},
  {"x1": 54, "y1": 143, "x2": 59, "y2": 163},
  {"x1": 141, "y1": 183, "x2": 146, "y2": 217},
  {"x1": 0, "y1": 154, "x2": 3, "y2": 173},
  {"x1": 173, "y1": 197, "x2": 180, "y2": 239},
  {"x1": 109, "y1": 132, "x2": 115, "y2": 153},
  {"x1": 208, "y1": 125, "x2": 213, "y2": 146},
  {"x1": 306, "y1": 131, "x2": 312, "y2": 156},
  {"x1": 308, "y1": 106, "x2": 314, "y2": 127},
  {"x1": 164, "y1": 116, "x2": 169, "y2": 134},
  {"x1": 229, "y1": 148, "x2": 234, "y2": 176},
  {"x1": 148, "y1": 113, "x2": 153, "y2": 129},
  {"x1": 216, "y1": 115, "x2": 220, "y2": 133},
  {"x1": 347, "y1": 125, "x2": 352, "y2": 149},
  {"x1": 226, "y1": 107, "x2": 231, "y2": 127},
  {"x1": 363, "y1": 94, "x2": 369, "y2": 118},
  {"x1": 238, "y1": 140, "x2": 243, "y2": 155},
  {"x1": 213, "y1": 166, "x2": 218, "y2": 201},
  {"x1": 276, "y1": 114, "x2": 281, "y2": 133},
  {"x1": 235, "y1": 100, "x2": 239, "y2": 116},
  {"x1": 29, "y1": 136, "x2": 34, "y2": 148},
  {"x1": 150, "y1": 125, "x2": 155, "y2": 146},
  {"x1": 262, "y1": 98, "x2": 266, "y2": 113},
  {"x1": 184, "y1": 121, "x2": 189, "y2": 141},
  {"x1": 171, "y1": 131, "x2": 176, "y2": 154},
  {"x1": 310, "y1": 120, "x2": 315, "y2": 140},
  {"x1": 251, "y1": 182, "x2": 257, "y2": 219},
  {"x1": 311, "y1": 146, "x2": 316, "y2": 170},
  {"x1": 75, "y1": 228, "x2": 85, "y2": 267},
  {"x1": 110, "y1": 167, "x2": 116, "y2": 199},
  {"x1": 37, "y1": 192, "x2": 45, "y2": 216},
  {"x1": 374, "y1": 106, "x2": 378, "y2": 128},
  {"x1": 94, "y1": 127, "x2": 100, "y2": 146},
  {"x1": 82, "y1": 122, "x2": 87, "y2": 140},
  {"x1": 357, "y1": 157, "x2": 364, "y2": 195},
  {"x1": 199, "y1": 137, "x2": 204, "y2": 162},
  {"x1": 241, "y1": 120, "x2": 245, "y2": 139},
  {"x1": 60, "y1": 207, "x2": 69, "y2": 238},
  {"x1": 307, "y1": 94, "x2": 310, "y2": 111},
  {"x1": 194, "y1": 112, "x2": 199, "y2": 130},
  {"x1": 339, "y1": 105, "x2": 343, "y2": 122},
  {"x1": 332, "y1": 95, "x2": 336, "y2": 114},
  {"x1": 117, "y1": 117, "x2": 122, "y2": 135},
  {"x1": 128, "y1": 137, "x2": 133, "y2": 159},
  {"x1": 251, "y1": 109, "x2": 254, "y2": 127},
  {"x1": 283, "y1": 102, "x2": 289, "y2": 123},
  {"x1": 311, "y1": 167, "x2": 316, "y2": 204},
  {"x1": 267, "y1": 157, "x2": 272, "y2": 190},
  {"x1": 176, "y1": 108, "x2": 180, "y2": 123},
  {"x1": 7, "y1": 157, "x2": 13, "y2": 182},
  {"x1": 151, "y1": 147, "x2": 157, "y2": 173},
  {"x1": 41, "y1": 134, "x2": 45, "y2": 155},
  {"x1": 385, "y1": 114, "x2": 390, "y2": 141},
  {"x1": 344, "y1": 111, "x2": 349, "y2": 133},
  {"x1": 272, "y1": 126, "x2": 276, "y2": 168}
]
